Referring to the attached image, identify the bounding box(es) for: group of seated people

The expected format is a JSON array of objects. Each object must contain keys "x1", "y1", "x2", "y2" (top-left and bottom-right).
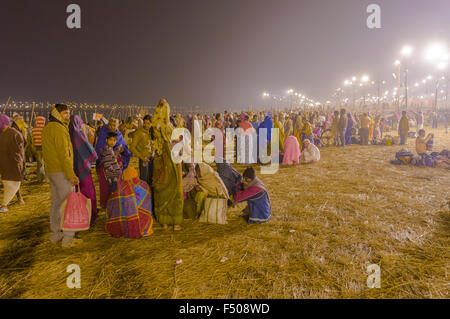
[
  {"x1": 282, "y1": 137, "x2": 320, "y2": 165},
  {"x1": 391, "y1": 128, "x2": 449, "y2": 169}
]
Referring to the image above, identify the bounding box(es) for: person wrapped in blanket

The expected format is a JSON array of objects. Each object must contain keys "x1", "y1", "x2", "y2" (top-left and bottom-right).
[
  {"x1": 182, "y1": 163, "x2": 204, "y2": 219},
  {"x1": 216, "y1": 160, "x2": 242, "y2": 198},
  {"x1": 105, "y1": 167, "x2": 153, "y2": 239},
  {"x1": 100, "y1": 132, "x2": 123, "y2": 194},
  {"x1": 232, "y1": 167, "x2": 271, "y2": 224},
  {"x1": 95, "y1": 118, "x2": 131, "y2": 208}
]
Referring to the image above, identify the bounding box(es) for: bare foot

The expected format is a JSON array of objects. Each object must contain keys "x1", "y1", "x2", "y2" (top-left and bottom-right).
[{"x1": 173, "y1": 225, "x2": 182, "y2": 231}]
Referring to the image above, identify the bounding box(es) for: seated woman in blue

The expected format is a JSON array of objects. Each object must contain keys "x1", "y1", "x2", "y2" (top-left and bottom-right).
[{"x1": 233, "y1": 167, "x2": 271, "y2": 224}]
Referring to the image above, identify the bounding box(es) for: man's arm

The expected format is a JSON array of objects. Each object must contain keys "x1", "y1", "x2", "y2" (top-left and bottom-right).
[{"x1": 55, "y1": 133, "x2": 76, "y2": 180}]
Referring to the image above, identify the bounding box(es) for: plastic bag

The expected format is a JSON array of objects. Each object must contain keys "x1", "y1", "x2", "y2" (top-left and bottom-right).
[{"x1": 60, "y1": 189, "x2": 92, "y2": 232}]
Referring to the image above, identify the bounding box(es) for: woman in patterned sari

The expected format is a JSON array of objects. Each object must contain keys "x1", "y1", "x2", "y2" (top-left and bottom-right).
[
  {"x1": 69, "y1": 115, "x2": 98, "y2": 224},
  {"x1": 152, "y1": 99, "x2": 184, "y2": 231}
]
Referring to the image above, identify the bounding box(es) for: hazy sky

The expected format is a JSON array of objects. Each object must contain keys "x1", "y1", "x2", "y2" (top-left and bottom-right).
[{"x1": 1, "y1": 0, "x2": 449, "y2": 110}]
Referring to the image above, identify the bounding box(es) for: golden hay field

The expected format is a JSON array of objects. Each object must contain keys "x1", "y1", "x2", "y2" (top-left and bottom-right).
[{"x1": 0, "y1": 127, "x2": 449, "y2": 299}]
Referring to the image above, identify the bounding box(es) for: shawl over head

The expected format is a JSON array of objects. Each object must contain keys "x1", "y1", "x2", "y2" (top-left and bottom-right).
[
  {"x1": 187, "y1": 114, "x2": 193, "y2": 132},
  {"x1": 69, "y1": 115, "x2": 98, "y2": 182},
  {"x1": 182, "y1": 163, "x2": 197, "y2": 193},
  {"x1": 0, "y1": 114, "x2": 11, "y2": 131},
  {"x1": 216, "y1": 161, "x2": 242, "y2": 195},
  {"x1": 238, "y1": 113, "x2": 254, "y2": 134},
  {"x1": 95, "y1": 123, "x2": 132, "y2": 169},
  {"x1": 196, "y1": 163, "x2": 229, "y2": 199},
  {"x1": 258, "y1": 113, "x2": 274, "y2": 142},
  {"x1": 152, "y1": 98, "x2": 175, "y2": 156},
  {"x1": 246, "y1": 176, "x2": 268, "y2": 194}
]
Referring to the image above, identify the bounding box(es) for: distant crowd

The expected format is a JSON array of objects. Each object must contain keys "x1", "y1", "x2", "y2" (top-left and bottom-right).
[{"x1": 1, "y1": 100, "x2": 449, "y2": 247}]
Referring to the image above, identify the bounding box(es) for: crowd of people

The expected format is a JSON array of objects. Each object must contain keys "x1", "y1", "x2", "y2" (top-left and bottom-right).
[{"x1": 1, "y1": 99, "x2": 449, "y2": 247}]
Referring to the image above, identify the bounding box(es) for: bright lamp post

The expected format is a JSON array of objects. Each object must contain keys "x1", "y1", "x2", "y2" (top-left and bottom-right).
[
  {"x1": 399, "y1": 45, "x2": 413, "y2": 110},
  {"x1": 425, "y1": 42, "x2": 449, "y2": 110},
  {"x1": 344, "y1": 78, "x2": 357, "y2": 108},
  {"x1": 361, "y1": 75, "x2": 369, "y2": 108}
]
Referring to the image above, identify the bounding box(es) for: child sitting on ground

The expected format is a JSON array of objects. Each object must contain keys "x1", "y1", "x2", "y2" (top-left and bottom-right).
[
  {"x1": 232, "y1": 167, "x2": 271, "y2": 224},
  {"x1": 101, "y1": 132, "x2": 123, "y2": 194}
]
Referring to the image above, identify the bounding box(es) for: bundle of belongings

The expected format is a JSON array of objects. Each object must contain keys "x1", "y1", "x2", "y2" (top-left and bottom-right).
[
  {"x1": 196, "y1": 163, "x2": 230, "y2": 224},
  {"x1": 380, "y1": 135, "x2": 394, "y2": 146},
  {"x1": 391, "y1": 150, "x2": 414, "y2": 165},
  {"x1": 391, "y1": 149, "x2": 450, "y2": 169}
]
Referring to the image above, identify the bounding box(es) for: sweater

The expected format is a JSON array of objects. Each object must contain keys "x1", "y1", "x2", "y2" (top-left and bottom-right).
[{"x1": 42, "y1": 107, "x2": 76, "y2": 180}]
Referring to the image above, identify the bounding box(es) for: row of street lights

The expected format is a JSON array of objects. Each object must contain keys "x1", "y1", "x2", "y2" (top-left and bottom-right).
[
  {"x1": 336, "y1": 42, "x2": 449, "y2": 111},
  {"x1": 261, "y1": 89, "x2": 319, "y2": 110}
]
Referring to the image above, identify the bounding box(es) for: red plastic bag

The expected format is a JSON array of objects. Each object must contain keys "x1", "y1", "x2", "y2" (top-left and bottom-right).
[{"x1": 60, "y1": 189, "x2": 92, "y2": 232}]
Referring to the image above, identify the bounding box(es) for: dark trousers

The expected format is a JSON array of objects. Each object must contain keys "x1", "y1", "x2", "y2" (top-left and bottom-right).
[
  {"x1": 400, "y1": 134, "x2": 407, "y2": 145},
  {"x1": 360, "y1": 128, "x2": 369, "y2": 145},
  {"x1": 139, "y1": 158, "x2": 154, "y2": 187}
]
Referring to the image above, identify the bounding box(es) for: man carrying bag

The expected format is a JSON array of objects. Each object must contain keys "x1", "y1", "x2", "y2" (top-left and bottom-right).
[{"x1": 42, "y1": 104, "x2": 80, "y2": 247}]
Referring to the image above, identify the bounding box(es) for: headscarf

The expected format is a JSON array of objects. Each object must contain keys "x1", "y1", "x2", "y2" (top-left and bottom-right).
[
  {"x1": 257, "y1": 113, "x2": 273, "y2": 142},
  {"x1": 49, "y1": 106, "x2": 69, "y2": 127},
  {"x1": 0, "y1": 114, "x2": 11, "y2": 131},
  {"x1": 347, "y1": 113, "x2": 354, "y2": 128},
  {"x1": 186, "y1": 114, "x2": 193, "y2": 132},
  {"x1": 301, "y1": 118, "x2": 312, "y2": 136},
  {"x1": 284, "y1": 118, "x2": 293, "y2": 136},
  {"x1": 69, "y1": 115, "x2": 98, "y2": 182},
  {"x1": 216, "y1": 161, "x2": 242, "y2": 195},
  {"x1": 239, "y1": 113, "x2": 254, "y2": 134},
  {"x1": 196, "y1": 163, "x2": 229, "y2": 199},
  {"x1": 182, "y1": 163, "x2": 197, "y2": 193},
  {"x1": 152, "y1": 98, "x2": 175, "y2": 156},
  {"x1": 246, "y1": 176, "x2": 269, "y2": 195},
  {"x1": 175, "y1": 114, "x2": 184, "y2": 128},
  {"x1": 95, "y1": 122, "x2": 132, "y2": 169}
]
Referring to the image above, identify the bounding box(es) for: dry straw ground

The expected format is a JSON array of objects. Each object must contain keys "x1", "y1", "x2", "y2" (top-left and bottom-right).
[{"x1": 0, "y1": 127, "x2": 449, "y2": 299}]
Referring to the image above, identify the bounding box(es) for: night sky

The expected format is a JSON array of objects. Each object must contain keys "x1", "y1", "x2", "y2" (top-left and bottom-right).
[{"x1": 1, "y1": 0, "x2": 450, "y2": 110}]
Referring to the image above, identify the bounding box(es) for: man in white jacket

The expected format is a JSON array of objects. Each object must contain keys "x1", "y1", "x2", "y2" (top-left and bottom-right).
[{"x1": 300, "y1": 139, "x2": 320, "y2": 163}]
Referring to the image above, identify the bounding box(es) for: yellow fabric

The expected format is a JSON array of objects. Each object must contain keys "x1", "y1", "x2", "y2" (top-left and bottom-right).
[
  {"x1": 151, "y1": 99, "x2": 175, "y2": 156},
  {"x1": 129, "y1": 127, "x2": 152, "y2": 159},
  {"x1": 152, "y1": 99, "x2": 184, "y2": 226},
  {"x1": 301, "y1": 120, "x2": 312, "y2": 136},
  {"x1": 283, "y1": 118, "x2": 293, "y2": 136},
  {"x1": 197, "y1": 163, "x2": 229, "y2": 199},
  {"x1": 294, "y1": 117, "x2": 303, "y2": 149},
  {"x1": 175, "y1": 114, "x2": 185, "y2": 128},
  {"x1": 15, "y1": 119, "x2": 28, "y2": 138},
  {"x1": 42, "y1": 107, "x2": 76, "y2": 180},
  {"x1": 399, "y1": 116, "x2": 409, "y2": 136},
  {"x1": 273, "y1": 119, "x2": 285, "y2": 151},
  {"x1": 369, "y1": 119, "x2": 375, "y2": 140}
]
